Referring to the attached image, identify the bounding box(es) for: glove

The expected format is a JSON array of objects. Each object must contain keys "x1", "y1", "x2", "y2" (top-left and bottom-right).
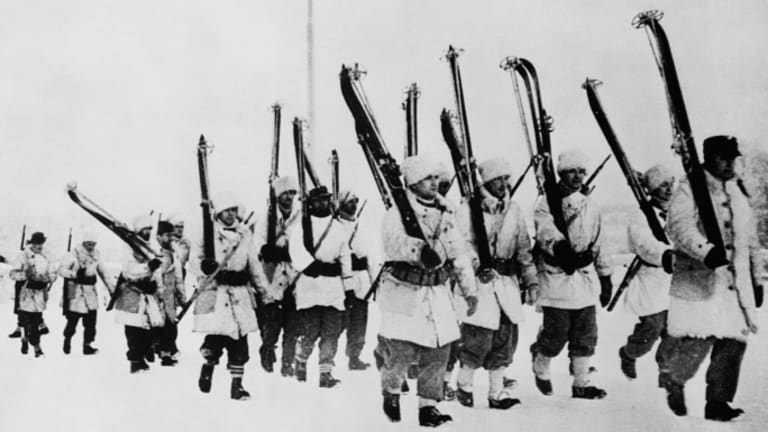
[
  {"x1": 464, "y1": 295, "x2": 478, "y2": 317},
  {"x1": 755, "y1": 285, "x2": 764, "y2": 308},
  {"x1": 344, "y1": 289, "x2": 356, "y2": 309},
  {"x1": 200, "y1": 258, "x2": 218, "y2": 276},
  {"x1": 662, "y1": 249, "x2": 675, "y2": 274},
  {"x1": 525, "y1": 284, "x2": 540, "y2": 305},
  {"x1": 703, "y1": 246, "x2": 728, "y2": 269},
  {"x1": 553, "y1": 240, "x2": 577, "y2": 275},
  {"x1": 599, "y1": 276, "x2": 613, "y2": 308},
  {"x1": 420, "y1": 245, "x2": 442, "y2": 269},
  {"x1": 148, "y1": 258, "x2": 162, "y2": 271}
]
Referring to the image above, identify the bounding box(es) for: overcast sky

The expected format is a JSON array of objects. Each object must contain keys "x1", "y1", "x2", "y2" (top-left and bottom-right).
[{"x1": 1, "y1": 0, "x2": 766, "y2": 255}]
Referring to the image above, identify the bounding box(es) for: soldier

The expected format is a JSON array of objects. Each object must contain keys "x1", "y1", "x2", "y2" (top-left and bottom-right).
[
  {"x1": 194, "y1": 193, "x2": 269, "y2": 401},
  {"x1": 455, "y1": 158, "x2": 539, "y2": 410},
  {"x1": 9, "y1": 232, "x2": 57, "y2": 357},
  {"x1": 113, "y1": 215, "x2": 165, "y2": 373},
  {"x1": 659, "y1": 135, "x2": 764, "y2": 421},
  {"x1": 530, "y1": 149, "x2": 613, "y2": 400},
  {"x1": 378, "y1": 155, "x2": 478, "y2": 427},
  {"x1": 618, "y1": 165, "x2": 676, "y2": 380},
  {"x1": 58, "y1": 230, "x2": 115, "y2": 355},
  {"x1": 337, "y1": 190, "x2": 378, "y2": 371},
  {"x1": 169, "y1": 214, "x2": 192, "y2": 282},
  {"x1": 253, "y1": 176, "x2": 301, "y2": 376},
  {"x1": 289, "y1": 186, "x2": 351, "y2": 388},
  {"x1": 155, "y1": 220, "x2": 186, "y2": 366}
]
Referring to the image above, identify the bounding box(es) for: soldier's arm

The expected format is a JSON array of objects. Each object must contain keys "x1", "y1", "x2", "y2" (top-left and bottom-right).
[
  {"x1": 533, "y1": 196, "x2": 566, "y2": 255},
  {"x1": 58, "y1": 252, "x2": 78, "y2": 279},
  {"x1": 513, "y1": 207, "x2": 538, "y2": 289},
  {"x1": 666, "y1": 180, "x2": 711, "y2": 261},
  {"x1": 246, "y1": 237, "x2": 271, "y2": 300},
  {"x1": 628, "y1": 220, "x2": 668, "y2": 267},
  {"x1": 592, "y1": 213, "x2": 613, "y2": 277},
  {"x1": 445, "y1": 211, "x2": 478, "y2": 297},
  {"x1": 381, "y1": 207, "x2": 425, "y2": 263},
  {"x1": 8, "y1": 252, "x2": 28, "y2": 281}
]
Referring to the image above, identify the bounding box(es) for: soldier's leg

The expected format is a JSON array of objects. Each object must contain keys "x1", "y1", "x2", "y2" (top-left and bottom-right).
[
  {"x1": 345, "y1": 296, "x2": 369, "y2": 367},
  {"x1": 125, "y1": 326, "x2": 150, "y2": 371},
  {"x1": 24, "y1": 312, "x2": 43, "y2": 349},
  {"x1": 486, "y1": 315, "x2": 518, "y2": 404},
  {"x1": 568, "y1": 306, "x2": 599, "y2": 390},
  {"x1": 623, "y1": 310, "x2": 667, "y2": 359},
  {"x1": 705, "y1": 338, "x2": 746, "y2": 404},
  {"x1": 457, "y1": 323, "x2": 493, "y2": 406},
  {"x1": 532, "y1": 307, "x2": 571, "y2": 381},
  {"x1": 83, "y1": 310, "x2": 97, "y2": 344},
  {"x1": 654, "y1": 311, "x2": 671, "y2": 381},
  {"x1": 198, "y1": 335, "x2": 225, "y2": 392},
  {"x1": 380, "y1": 337, "x2": 418, "y2": 395},
  {"x1": 225, "y1": 335, "x2": 251, "y2": 400},
  {"x1": 416, "y1": 344, "x2": 451, "y2": 407},
  {"x1": 295, "y1": 307, "x2": 321, "y2": 381},
  {"x1": 280, "y1": 291, "x2": 300, "y2": 372},
  {"x1": 62, "y1": 312, "x2": 80, "y2": 354},
  {"x1": 159, "y1": 322, "x2": 178, "y2": 363},
  {"x1": 660, "y1": 335, "x2": 713, "y2": 415},
  {"x1": 318, "y1": 307, "x2": 343, "y2": 372},
  {"x1": 9, "y1": 281, "x2": 23, "y2": 337},
  {"x1": 256, "y1": 300, "x2": 281, "y2": 372}
]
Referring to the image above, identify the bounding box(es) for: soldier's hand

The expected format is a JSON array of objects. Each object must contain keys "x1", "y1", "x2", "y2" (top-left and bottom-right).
[
  {"x1": 525, "y1": 285, "x2": 539, "y2": 305},
  {"x1": 703, "y1": 246, "x2": 728, "y2": 269},
  {"x1": 599, "y1": 276, "x2": 613, "y2": 308},
  {"x1": 420, "y1": 245, "x2": 442, "y2": 269},
  {"x1": 477, "y1": 268, "x2": 498, "y2": 284},
  {"x1": 200, "y1": 259, "x2": 218, "y2": 275},
  {"x1": 662, "y1": 249, "x2": 675, "y2": 274},
  {"x1": 465, "y1": 295, "x2": 478, "y2": 317},
  {"x1": 148, "y1": 259, "x2": 162, "y2": 271}
]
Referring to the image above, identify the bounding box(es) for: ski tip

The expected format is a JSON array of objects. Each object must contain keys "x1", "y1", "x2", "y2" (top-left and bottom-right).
[{"x1": 632, "y1": 10, "x2": 663, "y2": 28}]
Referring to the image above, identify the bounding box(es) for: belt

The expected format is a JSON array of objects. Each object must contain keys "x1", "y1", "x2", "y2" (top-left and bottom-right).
[
  {"x1": 75, "y1": 275, "x2": 97, "y2": 285},
  {"x1": 215, "y1": 270, "x2": 250, "y2": 286},
  {"x1": 351, "y1": 255, "x2": 368, "y2": 271},
  {"x1": 25, "y1": 280, "x2": 48, "y2": 290},
  {"x1": 385, "y1": 261, "x2": 453, "y2": 286},
  {"x1": 541, "y1": 250, "x2": 594, "y2": 270},
  {"x1": 304, "y1": 261, "x2": 342, "y2": 278},
  {"x1": 491, "y1": 258, "x2": 517, "y2": 276}
]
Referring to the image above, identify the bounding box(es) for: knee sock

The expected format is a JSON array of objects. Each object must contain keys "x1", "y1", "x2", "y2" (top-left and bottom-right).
[
  {"x1": 571, "y1": 356, "x2": 591, "y2": 387},
  {"x1": 532, "y1": 353, "x2": 552, "y2": 380},
  {"x1": 488, "y1": 368, "x2": 505, "y2": 400},
  {"x1": 457, "y1": 365, "x2": 475, "y2": 392}
]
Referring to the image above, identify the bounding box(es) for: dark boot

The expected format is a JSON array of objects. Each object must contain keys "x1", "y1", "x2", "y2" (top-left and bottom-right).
[
  {"x1": 663, "y1": 380, "x2": 686, "y2": 416},
  {"x1": 535, "y1": 377, "x2": 553, "y2": 396},
  {"x1": 619, "y1": 347, "x2": 637, "y2": 380},
  {"x1": 319, "y1": 372, "x2": 341, "y2": 388},
  {"x1": 401, "y1": 380, "x2": 410, "y2": 394},
  {"x1": 259, "y1": 346, "x2": 275, "y2": 373},
  {"x1": 348, "y1": 357, "x2": 371, "y2": 371},
  {"x1": 63, "y1": 338, "x2": 72, "y2": 354},
  {"x1": 572, "y1": 386, "x2": 607, "y2": 400},
  {"x1": 280, "y1": 362, "x2": 294, "y2": 377},
  {"x1": 33, "y1": 345, "x2": 44, "y2": 358},
  {"x1": 161, "y1": 356, "x2": 178, "y2": 366},
  {"x1": 198, "y1": 363, "x2": 214, "y2": 393},
  {"x1": 456, "y1": 388, "x2": 473, "y2": 407},
  {"x1": 489, "y1": 397, "x2": 521, "y2": 410},
  {"x1": 145, "y1": 351, "x2": 155, "y2": 363},
  {"x1": 83, "y1": 343, "x2": 98, "y2": 355},
  {"x1": 130, "y1": 361, "x2": 150, "y2": 374},
  {"x1": 295, "y1": 361, "x2": 307, "y2": 382},
  {"x1": 443, "y1": 382, "x2": 456, "y2": 401},
  {"x1": 21, "y1": 338, "x2": 29, "y2": 355},
  {"x1": 418, "y1": 406, "x2": 452, "y2": 427},
  {"x1": 230, "y1": 377, "x2": 250, "y2": 401},
  {"x1": 9, "y1": 327, "x2": 22, "y2": 338},
  {"x1": 704, "y1": 401, "x2": 744, "y2": 422},
  {"x1": 382, "y1": 391, "x2": 401, "y2": 422}
]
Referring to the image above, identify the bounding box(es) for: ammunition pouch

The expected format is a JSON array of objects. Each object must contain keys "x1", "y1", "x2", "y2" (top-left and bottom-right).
[
  {"x1": 303, "y1": 261, "x2": 342, "y2": 278},
  {"x1": 351, "y1": 255, "x2": 368, "y2": 271},
  {"x1": 215, "y1": 270, "x2": 250, "y2": 286},
  {"x1": 385, "y1": 261, "x2": 454, "y2": 286},
  {"x1": 74, "y1": 275, "x2": 98, "y2": 285},
  {"x1": 491, "y1": 258, "x2": 518, "y2": 277}
]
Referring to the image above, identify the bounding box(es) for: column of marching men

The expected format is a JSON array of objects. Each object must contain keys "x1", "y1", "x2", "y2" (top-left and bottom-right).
[{"x1": 3, "y1": 137, "x2": 764, "y2": 426}]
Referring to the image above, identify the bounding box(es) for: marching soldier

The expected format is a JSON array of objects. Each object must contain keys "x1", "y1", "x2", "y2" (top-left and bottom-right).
[
  {"x1": 618, "y1": 165, "x2": 676, "y2": 380},
  {"x1": 530, "y1": 149, "x2": 613, "y2": 400},
  {"x1": 659, "y1": 136, "x2": 764, "y2": 421},
  {"x1": 337, "y1": 190, "x2": 378, "y2": 371},
  {"x1": 155, "y1": 220, "x2": 186, "y2": 366},
  {"x1": 113, "y1": 215, "x2": 165, "y2": 373},
  {"x1": 9, "y1": 232, "x2": 58, "y2": 357},
  {"x1": 289, "y1": 186, "x2": 351, "y2": 388},
  {"x1": 377, "y1": 155, "x2": 478, "y2": 427},
  {"x1": 455, "y1": 159, "x2": 539, "y2": 410},
  {"x1": 58, "y1": 230, "x2": 115, "y2": 355},
  {"x1": 253, "y1": 176, "x2": 301, "y2": 376},
  {"x1": 194, "y1": 193, "x2": 269, "y2": 401}
]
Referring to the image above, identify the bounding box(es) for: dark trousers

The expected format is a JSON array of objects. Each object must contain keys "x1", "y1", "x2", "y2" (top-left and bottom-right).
[
  {"x1": 19, "y1": 311, "x2": 43, "y2": 346},
  {"x1": 460, "y1": 314, "x2": 518, "y2": 370},
  {"x1": 256, "y1": 291, "x2": 302, "y2": 367},
  {"x1": 341, "y1": 292, "x2": 368, "y2": 360},
  {"x1": 296, "y1": 306, "x2": 343, "y2": 372},
  {"x1": 379, "y1": 337, "x2": 451, "y2": 401},
  {"x1": 63, "y1": 311, "x2": 97, "y2": 344},
  {"x1": 446, "y1": 339, "x2": 461, "y2": 374},
  {"x1": 13, "y1": 281, "x2": 23, "y2": 320},
  {"x1": 200, "y1": 334, "x2": 250, "y2": 368},
  {"x1": 623, "y1": 310, "x2": 667, "y2": 359},
  {"x1": 158, "y1": 322, "x2": 178, "y2": 357},
  {"x1": 533, "y1": 306, "x2": 597, "y2": 358},
  {"x1": 125, "y1": 326, "x2": 155, "y2": 363},
  {"x1": 662, "y1": 336, "x2": 746, "y2": 403}
]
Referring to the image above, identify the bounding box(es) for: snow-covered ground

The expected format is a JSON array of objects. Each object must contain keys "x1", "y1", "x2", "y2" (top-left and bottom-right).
[{"x1": 0, "y1": 267, "x2": 765, "y2": 432}]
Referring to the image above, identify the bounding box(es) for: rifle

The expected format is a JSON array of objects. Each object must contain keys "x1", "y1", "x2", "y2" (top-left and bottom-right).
[
  {"x1": 302, "y1": 146, "x2": 322, "y2": 189},
  {"x1": 403, "y1": 83, "x2": 420, "y2": 158},
  {"x1": 176, "y1": 211, "x2": 255, "y2": 323},
  {"x1": 361, "y1": 143, "x2": 393, "y2": 209},
  {"x1": 501, "y1": 57, "x2": 566, "y2": 240},
  {"x1": 264, "y1": 104, "x2": 282, "y2": 282},
  {"x1": 20, "y1": 224, "x2": 27, "y2": 250},
  {"x1": 339, "y1": 64, "x2": 426, "y2": 241},
  {"x1": 198, "y1": 135, "x2": 215, "y2": 264},
  {"x1": 583, "y1": 78, "x2": 669, "y2": 311},
  {"x1": 294, "y1": 118, "x2": 315, "y2": 255},
  {"x1": 62, "y1": 227, "x2": 73, "y2": 315},
  {"x1": 440, "y1": 110, "x2": 471, "y2": 198},
  {"x1": 330, "y1": 149, "x2": 339, "y2": 211},
  {"x1": 582, "y1": 154, "x2": 612, "y2": 195},
  {"x1": 444, "y1": 46, "x2": 492, "y2": 272}
]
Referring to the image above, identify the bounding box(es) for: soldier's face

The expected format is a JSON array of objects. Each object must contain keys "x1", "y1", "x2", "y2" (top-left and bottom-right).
[
  {"x1": 410, "y1": 174, "x2": 439, "y2": 200},
  {"x1": 650, "y1": 179, "x2": 675, "y2": 208},
  {"x1": 30, "y1": 243, "x2": 44, "y2": 254},
  {"x1": 485, "y1": 176, "x2": 509, "y2": 199},
  {"x1": 278, "y1": 190, "x2": 297, "y2": 209},
  {"x1": 219, "y1": 207, "x2": 238, "y2": 226},
  {"x1": 309, "y1": 195, "x2": 332, "y2": 216},
  {"x1": 559, "y1": 168, "x2": 587, "y2": 190},
  {"x1": 340, "y1": 196, "x2": 358, "y2": 216},
  {"x1": 157, "y1": 232, "x2": 172, "y2": 248},
  {"x1": 137, "y1": 228, "x2": 152, "y2": 241},
  {"x1": 82, "y1": 241, "x2": 96, "y2": 252},
  {"x1": 708, "y1": 155, "x2": 737, "y2": 180},
  {"x1": 173, "y1": 224, "x2": 184, "y2": 238}
]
